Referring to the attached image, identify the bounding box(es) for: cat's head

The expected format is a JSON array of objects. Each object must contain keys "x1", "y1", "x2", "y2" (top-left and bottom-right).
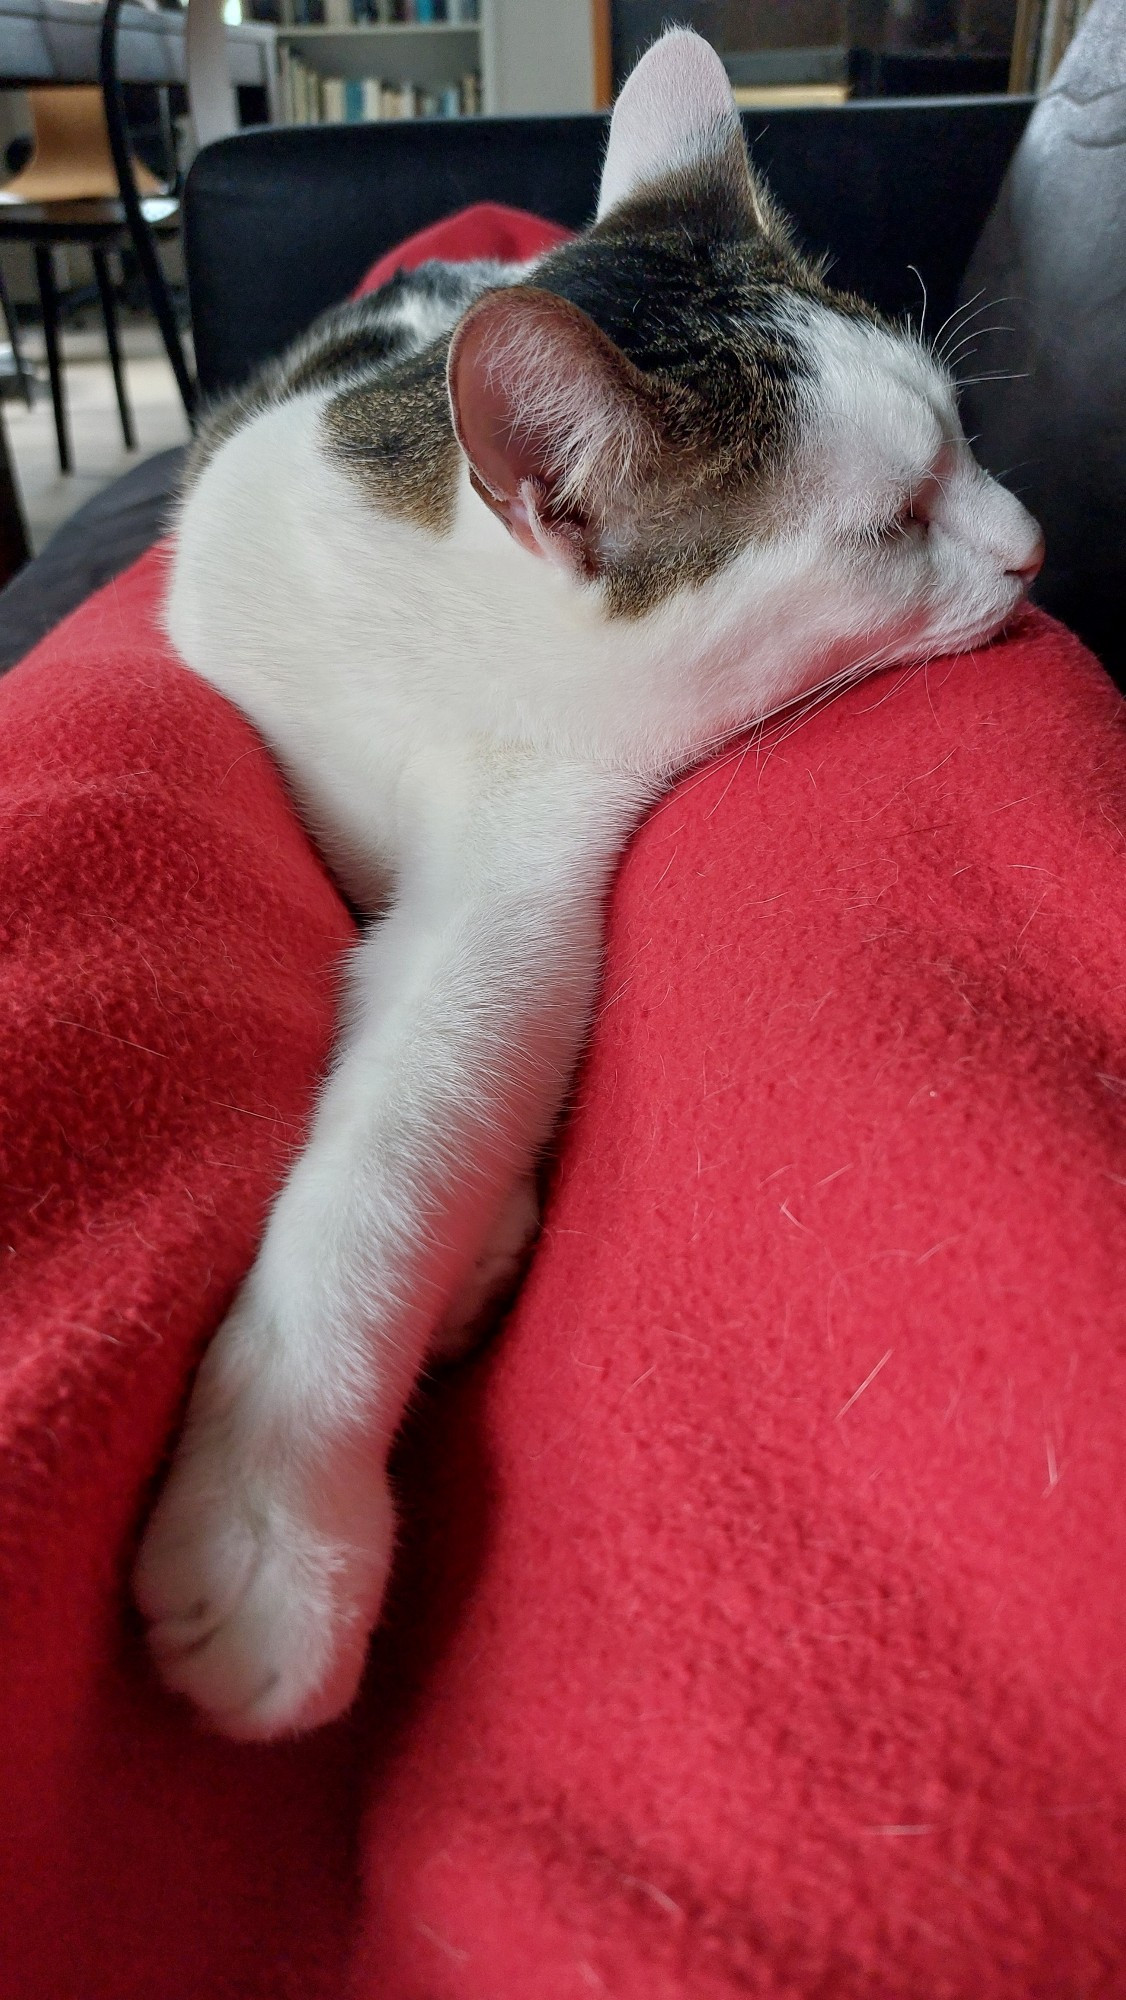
[{"x1": 447, "y1": 29, "x2": 1041, "y2": 713}]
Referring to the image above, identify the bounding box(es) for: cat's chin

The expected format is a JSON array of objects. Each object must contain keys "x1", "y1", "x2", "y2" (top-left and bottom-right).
[
  {"x1": 916, "y1": 607, "x2": 1033, "y2": 667},
  {"x1": 866, "y1": 589, "x2": 1035, "y2": 685},
  {"x1": 979, "y1": 597, "x2": 1041, "y2": 650},
  {"x1": 932, "y1": 575, "x2": 1040, "y2": 662}
]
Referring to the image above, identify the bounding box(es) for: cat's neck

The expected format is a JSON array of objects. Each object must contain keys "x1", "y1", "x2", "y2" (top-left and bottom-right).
[{"x1": 437, "y1": 464, "x2": 813, "y2": 774}]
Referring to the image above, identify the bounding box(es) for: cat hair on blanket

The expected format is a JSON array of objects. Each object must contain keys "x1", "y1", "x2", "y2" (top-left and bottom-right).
[{"x1": 137, "y1": 27, "x2": 1044, "y2": 1739}]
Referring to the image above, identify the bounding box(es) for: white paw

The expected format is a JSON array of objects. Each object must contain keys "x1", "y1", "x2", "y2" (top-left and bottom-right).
[
  {"x1": 134, "y1": 1319, "x2": 393, "y2": 1741},
  {"x1": 430, "y1": 1173, "x2": 541, "y2": 1363}
]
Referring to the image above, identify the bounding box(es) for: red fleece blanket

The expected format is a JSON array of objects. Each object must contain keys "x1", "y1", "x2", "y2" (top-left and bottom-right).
[{"x1": 3, "y1": 236, "x2": 1126, "y2": 2000}]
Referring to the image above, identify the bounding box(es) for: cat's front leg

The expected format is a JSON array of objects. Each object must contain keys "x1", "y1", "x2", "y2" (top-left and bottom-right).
[
  {"x1": 428, "y1": 1170, "x2": 541, "y2": 1365},
  {"x1": 134, "y1": 1271, "x2": 395, "y2": 1738},
  {"x1": 134, "y1": 754, "x2": 641, "y2": 1739}
]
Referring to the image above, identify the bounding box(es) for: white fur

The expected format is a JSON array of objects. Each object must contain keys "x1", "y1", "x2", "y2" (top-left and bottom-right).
[{"x1": 136, "y1": 33, "x2": 1043, "y2": 1740}]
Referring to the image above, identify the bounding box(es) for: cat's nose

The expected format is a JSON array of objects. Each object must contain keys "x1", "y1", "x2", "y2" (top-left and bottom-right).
[{"x1": 1007, "y1": 531, "x2": 1045, "y2": 583}]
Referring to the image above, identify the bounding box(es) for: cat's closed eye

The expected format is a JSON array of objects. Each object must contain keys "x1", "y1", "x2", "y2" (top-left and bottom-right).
[
  {"x1": 853, "y1": 494, "x2": 926, "y2": 549},
  {"x1": 879, "y1": 495, "x2": 929, "y2": 541}
]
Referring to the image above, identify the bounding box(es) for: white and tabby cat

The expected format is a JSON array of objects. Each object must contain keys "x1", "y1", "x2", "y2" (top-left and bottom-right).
[{"x1": 137, "y1": 29, "x2": 1043, "y2": 1738}]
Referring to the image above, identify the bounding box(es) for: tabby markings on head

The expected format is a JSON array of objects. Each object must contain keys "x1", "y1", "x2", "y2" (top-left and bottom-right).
[
  {"x1": 319, "y1": 147, "x2": 880, "y2": 617},
  {"x1": 187, "y1": 102, "x2": 885, "y2": 618}
]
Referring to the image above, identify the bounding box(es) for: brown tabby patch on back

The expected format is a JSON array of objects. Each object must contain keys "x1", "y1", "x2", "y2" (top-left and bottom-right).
[
  {"x1": 321, "y1": 346, "x2": 459, "y2": 536},
  {"x1": 181, "y1": 263, "x2": 503, "y2": 516},
  {"x1": 183, "y1": 297, "x2": 420, "y2": 491}
]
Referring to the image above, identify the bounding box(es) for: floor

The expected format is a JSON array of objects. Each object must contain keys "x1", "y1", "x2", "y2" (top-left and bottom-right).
[{"x1": 3, "y1": 317, "x2": 190, "y2": 554}]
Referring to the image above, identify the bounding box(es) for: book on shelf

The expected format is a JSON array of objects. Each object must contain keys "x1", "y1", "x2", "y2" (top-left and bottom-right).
[
  {"x1": 731, "y1": 83, "x2": 849, "y2": 107},
  {"x1": 722, "y1": 48, "x2": 850, "y2": 108},
  {"x1": 275, "y1": 0, "x2": 478, "y2": 23},
  {"x1": 279, "y1": 47, "x2": 481, "y2": 120}
]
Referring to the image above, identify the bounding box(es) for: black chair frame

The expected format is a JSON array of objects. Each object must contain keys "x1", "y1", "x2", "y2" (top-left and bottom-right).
[{"x1": 99, "y1": 0, "x2": 197, "y2": 421}]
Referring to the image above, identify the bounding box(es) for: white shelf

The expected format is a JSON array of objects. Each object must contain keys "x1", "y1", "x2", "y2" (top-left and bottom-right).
[
  {"x1": 277, "y1": 21, "x2": 479, "y2": 34},
  {"x1": 277, "y1": 20, "x2": 478, "y2": 84}
]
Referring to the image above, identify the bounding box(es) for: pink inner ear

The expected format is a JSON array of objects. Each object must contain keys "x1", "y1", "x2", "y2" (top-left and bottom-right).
[
  {"x1": 447, "y1": 286, "x2": 655, "y2": 569},
  {"x1": 448, "y1": 291, "x2": 560, "y2": 506}
]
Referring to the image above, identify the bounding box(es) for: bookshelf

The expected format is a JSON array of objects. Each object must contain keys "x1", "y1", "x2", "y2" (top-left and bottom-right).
[
  {"x1": 274, "y1": 0, "x2": 596, "y2": 123},
  {"x1": 278, "y1": 18, "x2": 481, "y2": 120}
]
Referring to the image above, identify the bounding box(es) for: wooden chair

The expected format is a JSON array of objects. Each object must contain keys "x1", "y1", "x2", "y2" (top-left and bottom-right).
[{"x1": 0, "y1": 87, "x2": 178, "y2": 474}]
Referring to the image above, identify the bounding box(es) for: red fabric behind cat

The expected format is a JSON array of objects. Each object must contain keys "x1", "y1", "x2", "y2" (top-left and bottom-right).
[
  {"x1": 2, "y1": 214, "x2": 1125, "y2": 1996},
  {"x1": 353, "y1": 201, "x2": 573, "y2": 297}
]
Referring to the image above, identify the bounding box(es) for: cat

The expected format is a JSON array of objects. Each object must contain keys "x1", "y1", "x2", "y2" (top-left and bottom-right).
[{"x1": 136, "y1": 27, "x2": 1043, "y2": 1740}]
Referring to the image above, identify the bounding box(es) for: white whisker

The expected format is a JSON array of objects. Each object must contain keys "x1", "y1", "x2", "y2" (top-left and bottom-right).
[
  {"x1": 956, "y1": 370, "x2": 1031, "y2": 388},
  {"x1": 907, "y1": 265, "x2": 929, "y2": 346},
  {"x1": 933, "y1": 293, "x2": 1019, "y2": 369},
  {"x1": 941, "y1": 324, "x2": 1016, "y2": 368},
  {"x1": 929, "y1": 286, "x2": 987, "y2": 360}
]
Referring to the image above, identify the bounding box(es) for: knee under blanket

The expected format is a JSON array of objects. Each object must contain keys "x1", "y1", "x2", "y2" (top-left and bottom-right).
[{"x1": 3, "y1": 443, "x2": 1126, "y2": 2000}]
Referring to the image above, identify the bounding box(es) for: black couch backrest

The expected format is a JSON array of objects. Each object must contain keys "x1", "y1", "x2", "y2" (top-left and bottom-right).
[{"x1": 184, "y1": 98, "x2": 1030, "y2": 399}]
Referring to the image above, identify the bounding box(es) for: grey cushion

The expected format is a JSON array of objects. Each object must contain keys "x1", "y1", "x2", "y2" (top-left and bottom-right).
[{"x1": 958, "y1": 0, "x2": 1126, "y2": 684}]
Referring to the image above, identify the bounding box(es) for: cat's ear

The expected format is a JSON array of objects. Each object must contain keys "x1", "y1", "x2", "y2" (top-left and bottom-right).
[
  {"x1": 596, "y1": 27, "x2": 759, "y2": 229},
  {"x1": 447, "y1": 285, "x2": 660, "y2": 574}
]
